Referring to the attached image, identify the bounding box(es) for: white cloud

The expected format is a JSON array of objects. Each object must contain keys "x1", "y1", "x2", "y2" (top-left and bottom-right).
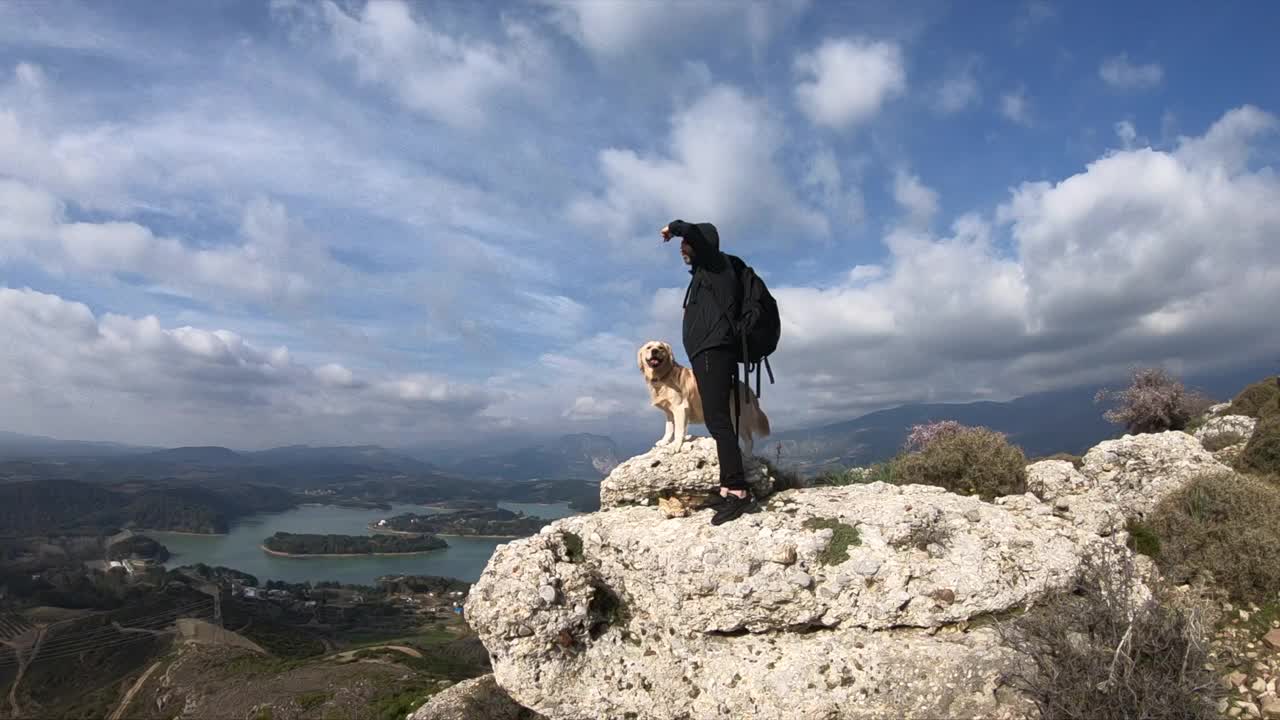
[
  {"x1": 794, "y1": 37, "x2": 906, "y2": 130},
  {"x1": 0, "y1": 286, "x2": 496, "y2": 447},
  {"x1": 14, "y1": 62, "x2": 45, "y2": 90},
  {"x1": 935, "y1": 59, "x2": 980, "y2": 114},
  {"x1": 804, "y1": 147, "x2": 865, "y2": 227},
  {"x1": 0, "y1": 181, "x2": 320, "y2": 304},
  {"x1": 292, "y1": 0, "x2": 554, "y2": 128},
  {"x1": 567, "y1": 84, "x2": 829, "y2": 251},
  {"x1": 542, "y1": 0, "x2": 809, "y2": 59},
  {"x1": 892, "y1": 169, "x2": 939, "y2": 227},
  {"x1": 1099, "y1": 53, "x2": 1164, "y2": 90},
  {"x1": 563, "y1": 395, "x2": 624, "y2": 421},
  {"x1": 1000, "y1": 89, "x2": 1032, "y2": 125},
  {"x1": 715, "y1": 105, "x2": 1280, "y2": 429},
  {"x1": 1115, "y1": 120, "x2": 1138, "y2": 148},
  {"x1": 1012, "y1": 0, "x2": 1056, "y2": 38}
]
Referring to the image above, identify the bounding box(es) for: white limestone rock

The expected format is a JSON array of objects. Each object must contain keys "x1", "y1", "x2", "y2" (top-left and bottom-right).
[
  {"x1": 599, "y1": 437, "x2": 774, "y2": 510},
  {"x1": 466, "y1": 483, "x2": 1130, "y2": 720},
  {"x1": 408, "y1": 674, "x2": 544, "y2": 720}
]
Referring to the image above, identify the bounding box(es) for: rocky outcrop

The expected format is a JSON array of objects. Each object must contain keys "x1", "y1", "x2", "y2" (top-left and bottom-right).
[
  {"x1": 1025, "y1": 459, "x2": 1091, "y2": 500},
  {"x1": 1195, "y1": 415, "x2": 1256, "y2": 444},
  {"x1": 409, "y1": 675, "x2": 544, "y2": 720},
  {"x1": 598, "y1": 437, "x2": 775, "y2": 514},
  {"x1": 1023, "y1": 432, "x2": 1228, "y2": 533},
  {"x1": 1195, "y1": 414, "x2": 1256, "y2": 464},
  {"x1": 467, "y1": 482, "x2": 1128, "y2": 720}
]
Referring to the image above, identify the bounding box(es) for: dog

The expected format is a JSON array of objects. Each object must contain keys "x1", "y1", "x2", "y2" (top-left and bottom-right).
[{"x1": 637, "y1": 340, "x2": 771, "y2": 455}]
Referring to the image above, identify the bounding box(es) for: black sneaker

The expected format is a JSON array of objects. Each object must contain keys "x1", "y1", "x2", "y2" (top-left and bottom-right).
[{"x1": 711, "y1": 493, "x2": 757, "y2": 525}]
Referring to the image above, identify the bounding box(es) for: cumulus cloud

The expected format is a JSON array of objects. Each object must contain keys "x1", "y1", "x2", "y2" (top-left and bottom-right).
[
  {"x1": 0, "y1": 181, "x2": 319, "y2": 304},
  {"x1": 724, "y1": 105, "x2": 1280, "y2": 429},
  {"x1": 891, "y1": 169, "x2": 939, "y2": 227},
  {"x1": 794, "y1": 37, "x2": 906, "y2": 130},
  {"x1": 567, "y1": 84, "x2": 829, "y2": 251},
  {"x1": 542, "y1": 0, "x2": 809, "y2": 59},
  {"x1": 1099, "y1": 53, "x2": 1164, "y2": 90},
  {"x1": 280, "y1": 0, "x2": 555, "y2": 128},
  {"x1": 0, "y1": 287, "x2": 496, "y2": 447}
]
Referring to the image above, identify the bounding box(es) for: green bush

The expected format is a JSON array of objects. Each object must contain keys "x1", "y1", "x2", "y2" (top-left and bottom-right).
[
  {"x1": 1146, "y1": 471, "x2": 1280, "y2": 604},
  {"x1": 1238, "y1": 415, "x2": 1280, "y2": 475},
  {"x1": 890, "y1": 425, "x2": 1027, "y2": 500},
  {"x1": 1228, "y1": 376, "x2": 1280, "y2": 418}
]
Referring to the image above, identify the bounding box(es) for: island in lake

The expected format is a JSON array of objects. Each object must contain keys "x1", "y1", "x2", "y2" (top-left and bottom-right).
[
  {"x1": 372, "y1": 507, "x2": 550, "y2": 538},
  {"x1": 261, "y1": 531, "x2": 448, "y2": 557}
]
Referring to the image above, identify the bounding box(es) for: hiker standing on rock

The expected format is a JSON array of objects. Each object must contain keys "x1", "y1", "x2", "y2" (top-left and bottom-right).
[{"x1": 661, "y1": 220, "x2": 758, "y2": 525}]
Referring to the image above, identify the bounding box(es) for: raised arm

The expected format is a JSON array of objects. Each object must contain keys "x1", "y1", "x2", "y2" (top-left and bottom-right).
[{"x1": 663, "y1": 219, "x2": 717, "y2": 259}]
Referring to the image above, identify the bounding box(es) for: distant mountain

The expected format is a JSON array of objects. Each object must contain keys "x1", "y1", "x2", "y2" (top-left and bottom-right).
[
  {"x1": 763, "y1": 387, "x2": 1117, "y2": 473},
  {"x1": 764, "y1": 360, "x2": 1277, "y2": 474},
  {"x1": 138, "y1": 446, "x2": 246, "y2": 466},
  {"x1": 0, "y1": 431, "x2": 154, "y2": 460},
  {"x1": 452, "y1": 433, "x2": 621, "y2": 482},
  {"x1": 245, "y1": 445, "x2": 439, "y2": 473}
]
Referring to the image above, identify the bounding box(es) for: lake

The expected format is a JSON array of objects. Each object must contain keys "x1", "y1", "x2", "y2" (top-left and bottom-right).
[{"x1": 150, "y1": 501, "x2": 579, "y2": 585}]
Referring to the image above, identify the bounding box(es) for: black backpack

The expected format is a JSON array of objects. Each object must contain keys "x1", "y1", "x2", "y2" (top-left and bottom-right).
[{"x1": 724, "y1": 253, "x2": 780, "y2": 399}]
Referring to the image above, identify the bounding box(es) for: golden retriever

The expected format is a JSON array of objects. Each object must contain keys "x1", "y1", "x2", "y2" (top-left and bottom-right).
[{"x1": 637, "y1": 340, "x2": 771, "y2": 455}]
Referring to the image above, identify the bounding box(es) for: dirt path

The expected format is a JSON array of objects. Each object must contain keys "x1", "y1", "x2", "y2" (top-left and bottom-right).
[
  {"x1": 7, "y1": 626, "x2": 47, "y2": 718},
  {"x1": 332, "y1": 644, "x2": 423, "y2": 661},
  {"x1": 108, "y1": 660, "x2": 163, "y2": 720}
]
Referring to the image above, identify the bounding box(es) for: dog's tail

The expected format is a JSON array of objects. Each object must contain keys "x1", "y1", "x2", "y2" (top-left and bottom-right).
[{"x1": 755, "y1": 405, "x2": 771, "y2": 438}]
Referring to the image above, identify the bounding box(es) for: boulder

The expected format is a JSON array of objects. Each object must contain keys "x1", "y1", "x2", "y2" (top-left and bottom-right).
[
  {"x1": 1195, "y1": 414, "x2": 1256, "y2": 442},
  {"x1": 598, "y1": 437, "x2": 774, "y2": 511},
  {"x1": 1025, "y1": 459, "x2": 1091, "y2": 501},
  {"x1": 1077, "y1": 431, "x2": 1229, "y2": 520},
  {"x1": 467, "y1": 482, "x2": 1130, "y2": 720},
  {"x1": 408, "y1": 674, "x2": 545, "y2": 720},
  {"x1": 1206, "y1": 402, "x2": 1233, "y2": 418},
  {"x1": 1195, "y1": 414, "x2": 1257, "y2": 454}
]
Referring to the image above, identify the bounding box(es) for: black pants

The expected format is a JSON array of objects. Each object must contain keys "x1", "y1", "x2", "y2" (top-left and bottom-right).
[{"x1": 692, "y1": 345, "x2": 747, "y2": 490}]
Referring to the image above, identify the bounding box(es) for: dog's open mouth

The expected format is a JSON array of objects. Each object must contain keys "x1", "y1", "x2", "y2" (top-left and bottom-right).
[{"x1": 647, "y1": 356, "x2": 663, "y2": 368}]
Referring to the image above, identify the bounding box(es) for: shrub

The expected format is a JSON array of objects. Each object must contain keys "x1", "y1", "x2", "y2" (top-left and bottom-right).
[
  {"x1": 1228, "y1": 375, "x2": 1280, "y2": 418},
  {"x1": 1146, "y1": 471, "x2": 1280, "y2": 604},
  {"x1": 1094, "y1": 366, "x2": 1213, "y2": 435},
  {"x1": 997, "y1": 553, "x2": 1218, "y2": 720},
  {"x1": 861, "y1": 461, "x2": 898, "y2": 485},
  {"x1": 904, "y1": 420, "x2": 964, "y2": 451},
  {"x1": 1238, "y1": 415, "x2": 1280, "y2": 475},
  {"x1": 1124, "y1": 519, "x2": 1161, "y2": 557},
  {"x1": 890, "y1": 425, "x2": 1026, "y2": 500}
]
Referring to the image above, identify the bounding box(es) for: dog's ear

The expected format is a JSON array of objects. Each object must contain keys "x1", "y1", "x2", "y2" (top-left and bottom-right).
[
  {"x1": 661, "y1": 341, "x2": 674, "y2": 362},
  {"x1": 637, "y1": 344, "x2": 648, "y2": 372}
]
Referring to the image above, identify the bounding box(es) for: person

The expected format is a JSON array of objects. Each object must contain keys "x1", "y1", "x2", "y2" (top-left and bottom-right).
[{"x1": 661, "y1": 219, "x2": 757, "y2": 525}]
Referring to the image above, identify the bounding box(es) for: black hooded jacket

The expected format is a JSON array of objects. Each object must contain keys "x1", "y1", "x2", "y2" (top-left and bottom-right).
[{"x1": 668, "y1": 219, "x2": 740, "y2": 361}]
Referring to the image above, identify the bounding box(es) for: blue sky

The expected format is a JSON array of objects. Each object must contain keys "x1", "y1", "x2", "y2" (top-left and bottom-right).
[{"x1": 1, "y1": 0, "x2": 1278, "y2": 451}]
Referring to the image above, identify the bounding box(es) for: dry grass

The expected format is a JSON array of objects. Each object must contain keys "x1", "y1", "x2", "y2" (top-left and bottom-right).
[
  {"x1": 1228, "y1": 376, "x2": 1280, "y2": 419},
  {"x1": 1238, "y1": 415, "x2": 1280, "y2": 475},
  {"x1": 1146, "y1": 471, "x2": 1280, "y2": 604},
  {"x1": 996, "y1": 552, "x2": 1220, "y2": 720}
]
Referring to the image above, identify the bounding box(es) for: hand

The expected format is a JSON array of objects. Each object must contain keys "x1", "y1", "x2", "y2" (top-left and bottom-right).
[{"x1": 660, "y1": 225, "x2": 672, "y2": 242}]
